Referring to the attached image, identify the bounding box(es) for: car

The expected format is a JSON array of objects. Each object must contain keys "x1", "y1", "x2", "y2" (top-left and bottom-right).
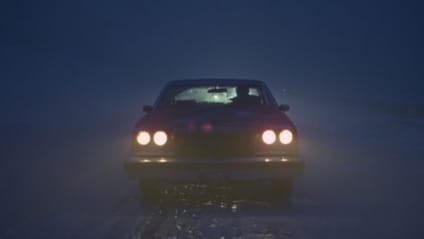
[{"x1": 124, "y1": 79, "x2": 304, "y2": 201}]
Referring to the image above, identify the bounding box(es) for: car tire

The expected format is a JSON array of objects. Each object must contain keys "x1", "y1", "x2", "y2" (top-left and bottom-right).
[{"x1": 271, "y1": 179, "x2": 293, "y2": 203}]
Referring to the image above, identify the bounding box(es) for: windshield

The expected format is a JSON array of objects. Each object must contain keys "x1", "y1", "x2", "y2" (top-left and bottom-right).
[{"x1": 156, "y1": 84, "x2": 267, "y2": 108}]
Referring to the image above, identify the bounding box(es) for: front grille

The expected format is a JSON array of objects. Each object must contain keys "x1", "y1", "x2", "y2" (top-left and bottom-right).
[{"x1": 173, "y1": 132, "x2": 255, "y2": 157}]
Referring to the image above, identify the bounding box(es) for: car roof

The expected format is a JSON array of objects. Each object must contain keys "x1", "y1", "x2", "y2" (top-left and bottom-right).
[{"x1": 166, "y1": 78, "x2": 265, "y2": 86}]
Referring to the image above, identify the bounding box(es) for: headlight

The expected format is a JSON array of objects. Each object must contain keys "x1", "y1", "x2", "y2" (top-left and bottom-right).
[
  {"x1": 279, "y1": 129, "x2": 293, "y2": 144},
  {"x1": 136, "y1": 131, "x2": 151, "y2": 145},
  {"x1": 262, "y1": 130, "x2": 276, "y2": 145},
  {"x1": 153, "y1": 131, "x2": 168, "y2": 146}
]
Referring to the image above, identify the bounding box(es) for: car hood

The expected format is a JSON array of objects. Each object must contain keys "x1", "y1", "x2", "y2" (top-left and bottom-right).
[{"x1": 135, "y1": 106, "x2": 295, "y2": 133}]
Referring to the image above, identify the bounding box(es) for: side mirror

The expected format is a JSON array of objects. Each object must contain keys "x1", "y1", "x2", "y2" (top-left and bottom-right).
[
  {"x1": 278, "y1": 104, "x2": 290, "y2": 112},
  {"x1": 143, "y1": 105, "x2": 153, "y2": 113}
]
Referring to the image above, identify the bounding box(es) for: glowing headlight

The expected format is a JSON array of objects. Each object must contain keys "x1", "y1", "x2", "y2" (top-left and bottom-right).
[
  {"x1": 136, "y1": 131, "x2": 151, "y2": 145},
  {"x1": 153, "y1": 131, "x2": 168, "y2": 146},
  {"x1": 279, "y1": 129, "x2": 293, "y2": 144},
  {"x1": 262, "y1": 130, "x2": 276, "y2": 145}
]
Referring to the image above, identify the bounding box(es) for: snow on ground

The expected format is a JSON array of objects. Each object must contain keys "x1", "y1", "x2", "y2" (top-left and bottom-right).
[{"x1": 0, "y1": 96, "x2": 423, "y2": 239}]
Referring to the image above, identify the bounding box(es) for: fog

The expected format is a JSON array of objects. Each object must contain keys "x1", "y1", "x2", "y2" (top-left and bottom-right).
[{"x1": 1, "y1": 0, "x2": 424, "y2": 238}]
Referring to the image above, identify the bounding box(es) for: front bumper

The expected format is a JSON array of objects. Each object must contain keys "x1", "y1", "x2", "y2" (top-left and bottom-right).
[{"x1": 124, "y1": 156, "x2": 304, "y2": 182}]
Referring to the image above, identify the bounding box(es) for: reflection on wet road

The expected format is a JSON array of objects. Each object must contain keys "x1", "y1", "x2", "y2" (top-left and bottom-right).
[{"x1": 114, "y1": 183, "x2": 298, "y2": 239}]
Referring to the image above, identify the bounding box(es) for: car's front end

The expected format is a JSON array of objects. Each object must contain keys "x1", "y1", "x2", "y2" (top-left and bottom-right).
[
  {"x1": 124, "y1": 79, "x2": 304, "y2": 200},
  {"x1": 124, "y1": 124, "x2": 303, "y2": 182}
]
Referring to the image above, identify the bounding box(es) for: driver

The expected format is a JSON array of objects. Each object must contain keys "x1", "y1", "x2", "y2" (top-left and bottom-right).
[{"x1": 231, "y1": 85, "x2": 261, "y2": 105}]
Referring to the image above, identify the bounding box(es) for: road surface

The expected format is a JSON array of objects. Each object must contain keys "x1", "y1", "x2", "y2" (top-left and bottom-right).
[{"x1": 1, "y1": 96, "x2": 423, "y2": 238}]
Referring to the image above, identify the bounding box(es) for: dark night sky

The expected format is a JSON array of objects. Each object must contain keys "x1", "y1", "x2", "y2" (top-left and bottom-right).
[{"x1": 1, "y1": 0, "x2": 423, "y2": 124}]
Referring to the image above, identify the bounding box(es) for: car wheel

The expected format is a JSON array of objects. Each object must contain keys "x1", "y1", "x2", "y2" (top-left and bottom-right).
[
  {"x1": 138, "y1": 180, "x2": 162, "y2": 205},
  {"x1": 271, "y1": 179, "x2": 293, "y2": 203}
]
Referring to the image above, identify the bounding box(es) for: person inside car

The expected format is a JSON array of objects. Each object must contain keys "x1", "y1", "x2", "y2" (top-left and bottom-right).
[{"x1": 231, "y1": 85, "x2": 261, "y2": 106}]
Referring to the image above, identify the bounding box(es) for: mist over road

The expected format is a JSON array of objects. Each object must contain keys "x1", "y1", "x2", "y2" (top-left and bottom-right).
[
  {"x1": 1, "y1": 95, "x2": 423, "y2": 239},
  {"x1": 2, "y1": 0, "x2": 423, "y2": 237}
]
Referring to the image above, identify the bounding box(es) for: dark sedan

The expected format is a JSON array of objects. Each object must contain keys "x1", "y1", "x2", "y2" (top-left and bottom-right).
[{"x1": 124, "y1": 79, "x2": 304, "y2": 200}]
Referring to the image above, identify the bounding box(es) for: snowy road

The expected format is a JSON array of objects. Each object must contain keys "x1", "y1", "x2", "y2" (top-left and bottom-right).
[{"x1": 1, "y1": 97, "x2": 423, "y2": 239}]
